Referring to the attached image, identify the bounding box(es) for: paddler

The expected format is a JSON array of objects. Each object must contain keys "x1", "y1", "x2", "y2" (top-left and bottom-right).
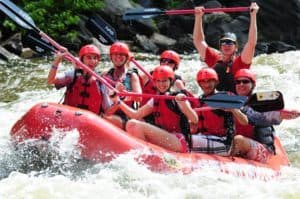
[
  {"x1": 193, "y1": 2, "x2": 259, "y2": 92},
  {"x1": 230, "y1": 69, "x2": 300, "y2": 162},
  {"x1": 109, "y1": 65, "x2": 198, "y2": 152},
  {"x1": 47, "y1": 44, "x2": 114, "y2": 116}
]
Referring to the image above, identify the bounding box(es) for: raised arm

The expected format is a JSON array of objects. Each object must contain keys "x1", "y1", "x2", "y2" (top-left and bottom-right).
[
  {"x1": 193, "y1": 6, "x2": 208, "y2": 60},
  {"x1": 47, "y1": 52, "x2": 66, "y2": 84},
  {"x1": 240, "y1": 2, "x2": 259, "y2": 65}
]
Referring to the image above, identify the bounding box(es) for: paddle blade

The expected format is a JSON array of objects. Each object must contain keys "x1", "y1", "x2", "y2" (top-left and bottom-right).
[
  {"x1": 123, "y1": 8, "x2": 164, "y2": 20},
  {"x1": 23, "y1": 31, "x2": 57, "y2": 55},
  {"x1": 248, "y1": 91, "x2": 284, "y2": 112},
  {"x1": 0, "y1": 0, "x2": 36, "y2": 30},
  {"x1": 202, "y1": 93, "x2": 247, "y2": 109},
  {"x1": 85, "y1": 14, "x2": 117, "y2": 45}
]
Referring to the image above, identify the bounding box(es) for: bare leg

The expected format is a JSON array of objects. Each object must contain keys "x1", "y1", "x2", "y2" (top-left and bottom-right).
[
  {"x1": 126, "y1": 119, "x2": 183, "y2": 152},
  {"x1": 103, "y1": 115, "x2": 124, "y2": 129},
  {"x1": 230, "y1": 135, "x2": 252, "y2": 156}
]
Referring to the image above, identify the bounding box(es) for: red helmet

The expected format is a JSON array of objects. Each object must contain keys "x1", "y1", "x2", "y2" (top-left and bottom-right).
[
  {"x1": 152, "y1": 65, "x2": 175, "y2": 81},
  {"x1": 234, "y1": 69, "x2": 256, "y2": 84},
  {"x1": 79, "y1": 44, "x2": 100, "y2": 60},
  {"x1": 109, "y1": 42, "x2": 130, "y2": 57},
  {"x1": 160, "y1": 50, "x2": 181, "y2": 69},
  {"x1": 196, "y1": 68, "x2": 219, "y2": 82}
]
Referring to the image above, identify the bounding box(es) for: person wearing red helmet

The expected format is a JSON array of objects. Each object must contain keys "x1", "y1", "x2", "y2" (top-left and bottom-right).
[
  {"x1": 229, "y1": 69, "x2": 300, "y2": 162},
  {"x1": 109, "y1": 65, "x2": 198, "y2": 152},
  {"x1": 189, "y1": 67, "x2": 247, "y2": 155},
  {"x1": 141, "y1": 50, "x2": 193, "y2": 108},
  {"x1": 47, "y1": 44, "x2": 114, "y2": 115},
  {"x1": 193, "y1": 2, "x2": 259, "y2": 93},
  {"x1": 102, "y1": 41, "x2": 142, "y2": 129}
]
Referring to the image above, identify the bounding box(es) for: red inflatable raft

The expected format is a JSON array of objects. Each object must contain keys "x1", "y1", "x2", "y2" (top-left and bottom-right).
[{"x1": 10, "y1": 103, "x2": 290, "y2": 180}]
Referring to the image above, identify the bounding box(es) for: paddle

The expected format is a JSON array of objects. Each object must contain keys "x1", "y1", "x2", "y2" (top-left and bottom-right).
[
  {"x1": 0, "y1": 0, "x2": 248, "y2": 109},
  {"x1": 123, "y1": 7, "x2": 250, "y2": 21},
  {"x1": 116, "y1": 92, "x2": 247, "y2": 109},
  {"x1": 84, "y1": 14, "x2": 155, "y2": 84},
  {"x1": 85, "y1": 14, "x2": 117, "y2": 45},
  {"x1": 0, "y1": 0, "x2": 117, "y2": 92},
  {"x1": 247, "y1": 91, "x2": 284, "y2": 112},
  {"x1": 23, "y1": 31, "x2": 57, "y2": 55},
  {"x1": 194, "y1": 91, "x2": 285, "y2": 113}
]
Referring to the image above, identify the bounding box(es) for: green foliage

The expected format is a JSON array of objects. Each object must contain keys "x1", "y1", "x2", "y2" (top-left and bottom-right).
[
  {"x1": 11, "y1": 0, "x2": 104, "y2": 41},
  {"x1": 166, "y1": 0, "x2": 182, "y2": 8}
]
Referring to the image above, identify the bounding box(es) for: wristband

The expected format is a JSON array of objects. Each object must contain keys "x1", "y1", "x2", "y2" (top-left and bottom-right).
[{"x1": 51, "y1": 65, "x2": 58, "y2": 70}]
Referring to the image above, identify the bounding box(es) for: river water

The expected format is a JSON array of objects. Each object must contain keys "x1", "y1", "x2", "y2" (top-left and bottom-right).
[{"x1": 0, "y1": 51, "x2": 300, "y2": 198}]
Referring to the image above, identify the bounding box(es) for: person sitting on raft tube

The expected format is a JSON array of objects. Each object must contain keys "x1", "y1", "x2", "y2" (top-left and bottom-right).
[
  {"x1": 189, "y1": 68, "x2": 248, "y2": 155},
  {"x1": 109, "y1": 65, "x2": 198, "y2": 152},
  {"x1": 193, "y1": 2, "x2": 259, "y2": 92},
  {"x1": 229, "y1": 69, "x2": 300, "y2": 163},
  {"x1": 102, "y1": 42, "x2": 142, "y2": 129},
  {"x1": 47, "y1": 44, "x2": 114, "y2": 115}
]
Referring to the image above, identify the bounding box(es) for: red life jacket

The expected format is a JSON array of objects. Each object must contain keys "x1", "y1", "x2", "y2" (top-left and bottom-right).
[
  {"x1": 153, "y1": 98, "x2": 182, "y2": 133},
  {"x1": 235, "y1": 119, "x2": 254, "y2": 138},
  {"x1": 63, "y1": 70, "x2": 103, "y2": 114},
  {"x1": 197, "y1": 102, "x2": 228, "y2": 137},
  {"x1": 141, "y1": 79, "x2": 156, "y2": 106}
]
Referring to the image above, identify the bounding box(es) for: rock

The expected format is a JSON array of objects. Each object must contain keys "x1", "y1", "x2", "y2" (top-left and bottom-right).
[
  {"x1": 150, "y1": 33, "x2": 176, "y2": 46},
  {"x1": 173, "y1": 34, "x2": 195, "y2": 54},
  {"x1": 0, "y1": 45, "x2": 19, "y2": 61},
  {"x1": 1, "y1": 33, "x2": 23, "y2": 56},
  {"x1": 20, "y1": 48, "x2": 34, "y2": 59},
  {"x1": 135, "y1": 34, "x2": 159, "y2": 53},
  {"x1": 267, "y1": 41, "x2": 296, "y2": 54}
]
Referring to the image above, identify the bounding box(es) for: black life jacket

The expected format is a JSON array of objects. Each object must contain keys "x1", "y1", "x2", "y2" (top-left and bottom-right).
[
  {"x1": 214, "y1": 60, "x2": 235, "y2": 93},
  {"x1": 254, "y1": 126, "x2": 276, "y2": 154}
]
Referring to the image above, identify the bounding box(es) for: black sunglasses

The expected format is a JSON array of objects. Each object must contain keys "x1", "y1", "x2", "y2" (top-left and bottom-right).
[
  {"x1": 220, "y1": 39, "x2": 236, "y2": 46},
  {"x1": 235, "y1": 79, "x2": 251, "y2": 85},
  {"x1": 160, "y1": 58, "x2": 175, "y2": 64}
]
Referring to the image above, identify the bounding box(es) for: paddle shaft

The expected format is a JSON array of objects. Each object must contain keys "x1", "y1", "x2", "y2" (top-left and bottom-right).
[
  {"x1": 117, "y1": 92, "x2": 245, "y2": 105},
  {"x1": 166, "y1": 7, "x2": 249, "y2": 15},
  {"x1": 123, "y1": 7, "x2": 250, "y2": 20},
  {"x1": 130, "y1": 58, "x2": 155, "y2": 85}
]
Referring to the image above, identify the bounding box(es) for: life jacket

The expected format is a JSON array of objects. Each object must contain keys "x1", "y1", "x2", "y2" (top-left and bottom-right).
[
  {"x1": 152, "y1": 91, "x2": 191, "y2": 147},
  {"x1": 254, "y1": 126, "x2": 275, "y2": 154},
  {"x1": 214, "y1": 60, "x2": 235, "y2": 92},
  {"x1": 63, "y1": 69, "x2": 103, "y2": 114},
  {"x1": 235, "y1": 120, "x2": 254, "y2": 138},
  {"x1": 236, "y1": 101, "x2": 276, "y2": 154},
  {"x1": 141, "y1": 71, "x2": 156, "y2": 106},
  {"x1": 197, "y1": 95, "x2": 235, "y2": 144}
]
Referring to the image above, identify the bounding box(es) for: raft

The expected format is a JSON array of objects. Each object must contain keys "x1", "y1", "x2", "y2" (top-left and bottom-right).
[{"x1": 10, "y1": 102, "x2": 290, "y2": 180}]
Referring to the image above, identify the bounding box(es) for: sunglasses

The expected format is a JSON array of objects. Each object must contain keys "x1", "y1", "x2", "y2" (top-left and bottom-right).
[
  {"x1": 235, "y1": 79, "x2": 251, "y2": 85},
  {"x1": 160, "y1": 58, "x2": 175, "y2": 64},
  {"x1": 220, "y1": 39, "x2": 236, "y2": 46}
]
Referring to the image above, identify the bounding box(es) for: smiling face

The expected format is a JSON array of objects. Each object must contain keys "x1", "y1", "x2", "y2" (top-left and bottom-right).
[
  {"x1": 219, "y1": 39, "x2": 237, "y2": 56},
  {"x1": 154, "y1": 78, "x2": 172, "y2": 93},
  {"x1": 235, "y1": 77, "x2": 254, "y2": 96},
  {"x1": 111, "y1": 53, "x2": 128, "y2": 67},
  {"x1": 197, "y1": 79, "x2": 217, "y2": 96},
  {"x1": 160, "y1": 58, "x2": 177, "y2": 71},
  {"x1": 82, "y1": 54, "x2": 100, "y2": 69}
]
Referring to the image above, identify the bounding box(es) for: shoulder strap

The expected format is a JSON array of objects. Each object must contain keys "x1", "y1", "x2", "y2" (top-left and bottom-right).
[{"x1": 67, "y1": 69, "x2": 83, "y2": 91}]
